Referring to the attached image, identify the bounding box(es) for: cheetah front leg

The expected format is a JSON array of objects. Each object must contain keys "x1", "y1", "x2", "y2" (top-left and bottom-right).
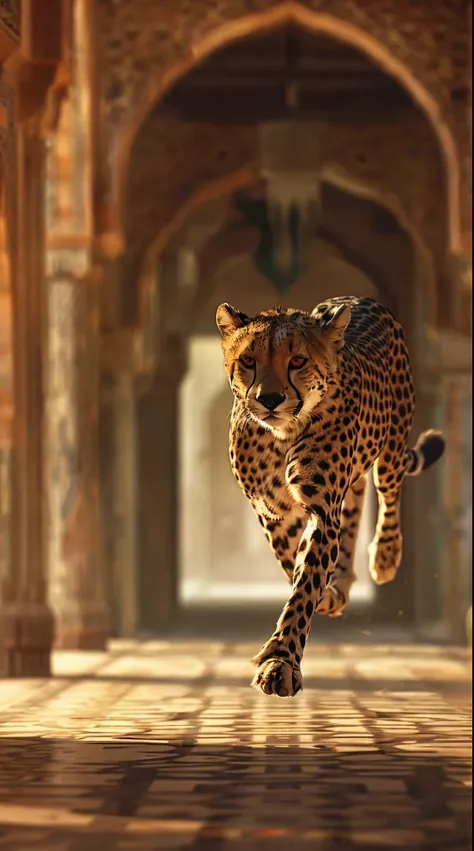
[
  {"x1": 316, "y1": 475, "x2": 367, "y2": 617},
  {"x1": 252, "y1": 499, "x2": 343, "y2": 698},
  {"x1": 259, "y1": 514, "x2": 305, "y2": 583}
]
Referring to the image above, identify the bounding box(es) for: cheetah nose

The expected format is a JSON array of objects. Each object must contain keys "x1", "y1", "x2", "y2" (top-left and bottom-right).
[{"x1": 256, "y1": 392, "x2": 286, "y2": 411}]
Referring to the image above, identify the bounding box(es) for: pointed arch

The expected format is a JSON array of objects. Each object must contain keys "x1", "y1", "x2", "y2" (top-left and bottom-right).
[
  {"x1": 137, "y1": 162, "x2": 437, "y2": 336},
  {"x1": 113, "y1": 2, "x2": 461, "y2": 254}
]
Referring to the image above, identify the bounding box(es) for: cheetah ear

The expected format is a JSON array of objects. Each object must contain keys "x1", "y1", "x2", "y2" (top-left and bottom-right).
[
  {"x1": 313, "y1": 304, "x2": 351, "y2": 346},
  {"x1": 216, "y1": 303, "x2": 251, "y2": 337}
]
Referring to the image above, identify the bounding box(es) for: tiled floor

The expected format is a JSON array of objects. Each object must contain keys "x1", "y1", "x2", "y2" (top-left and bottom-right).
[{"x1": 0, "y1": 640, "x2": 471, "y2": 850}]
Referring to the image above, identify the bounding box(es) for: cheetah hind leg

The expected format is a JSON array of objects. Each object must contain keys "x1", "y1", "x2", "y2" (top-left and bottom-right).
[
  {"x1": 368, "y1": 445, "x2": 406, "y2": 585},
  {"x1": 369, "y1": 429, "x2": 445, "y2": 585},
  {"x1": 316, "y1": 476, "x2": 367, "y2": 617}
]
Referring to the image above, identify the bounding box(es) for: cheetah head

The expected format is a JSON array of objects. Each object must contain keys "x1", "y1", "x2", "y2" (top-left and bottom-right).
[{"x1": 216, "y1": 302, "x2": 351, "y2": 438}]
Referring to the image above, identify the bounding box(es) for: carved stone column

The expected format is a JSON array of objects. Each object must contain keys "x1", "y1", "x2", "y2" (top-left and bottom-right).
[
  {"x1": 0, "y1": 117, "x2": 54, "y2": 676},
  {"x1": 45, "y1": 259, "x2": 111, "y2": 649},
  {"x1": 135, "y1": 245, "x2": 192, "y2": 633},
  {"x1": 44, "y1": 1, "x2": 111, "y2": 649},
  {"x1": 0, "y1": 0, "x2": 69, "y2": 675},
  {"x1": 0, "y1": 157, "x2": 13, "y2": 611},
  {"x1": 136, "y1": 372, "x2": 182, "y2": 633},
  {"x1": 100, "y1": 373, "x2": 138, "y2": 637},
  {"x1": 368, "y1": 250, "x2": 442, "y2": 631},
  {"x1": 411, "y1": 371, "x2": 445, "y2": 631},
  {"x1": 437, "y1": 332, "x2": 471, "y2": 644}
]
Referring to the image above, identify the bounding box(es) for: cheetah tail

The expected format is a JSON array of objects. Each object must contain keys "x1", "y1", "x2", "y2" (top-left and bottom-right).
[{"x1": 406, "y1": 430, "x2": 446, "y2": 476}]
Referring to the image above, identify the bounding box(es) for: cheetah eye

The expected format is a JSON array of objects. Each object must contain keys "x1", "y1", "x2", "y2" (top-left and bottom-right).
[
  {"x1": 240, "y1": 355, "x2": 256, "y2": 369},
  {"x1": 289, "y1": 355, "x2": 307, "y2": 369}
]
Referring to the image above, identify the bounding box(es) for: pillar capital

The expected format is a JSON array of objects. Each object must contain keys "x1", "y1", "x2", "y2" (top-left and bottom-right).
[{"x1": 3, "y1": 51, "x2": 60, "y2": 125}]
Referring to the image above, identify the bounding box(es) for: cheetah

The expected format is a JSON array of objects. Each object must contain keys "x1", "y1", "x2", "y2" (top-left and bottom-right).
[{"x1": 216, "y1": 296, "x2": 445, "y2": 698}]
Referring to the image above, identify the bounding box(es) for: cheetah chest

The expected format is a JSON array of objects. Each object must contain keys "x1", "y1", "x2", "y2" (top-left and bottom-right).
[{"x1": 231, "y1": 439, "x2": 293, "y2": 521}]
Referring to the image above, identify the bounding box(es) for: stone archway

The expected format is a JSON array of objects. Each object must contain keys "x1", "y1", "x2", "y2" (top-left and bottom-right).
[
  {"x1": 122, "y1": 114, "x2": 447, "y2": 327},
  {"x1": 118, "y1": 14, "x2": 451, "y2": 331},
  {"x1": 109, "y1": 1, "x2": 464, "y2": 255},
  {"x1": 138, "y1": 167, "x2": 439, "y2": 332},
  {"x1": 101, "y1": 5, "x2": 465, "y2": 634}
]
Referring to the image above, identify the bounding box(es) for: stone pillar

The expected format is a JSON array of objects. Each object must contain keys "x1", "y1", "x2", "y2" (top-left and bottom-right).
[
  {"x1": 45, "y1": 262, "x2": 111, "y2": 648},
  {"x1": 134, "y1": 245, "x2": 191, "y2": 633},
  {"x1": 411, "y1": 372, "x2": 446, "y2": 631},
  {"x1": 136, "y1": 373, "x2": 181, "y2": 633},
  {"x1": 396, "y1": 245, "x2": 446, "y2": 635},
  {"x1": 43, "y1": 1, "x2": 112, "y2": 649},
  {"x1": 440, "y1": 369, "x2": 471, "y2": 644},
  {"x1": 100, "y1": 373, "x2": 138, "y2": 637},
  {"x1": 420, "y1": 324, "x2": 471, "y2": 644},
  {"x1": 0, "y1": 174, "x2": 13, "y2": 607},
  {"x1": 0, "y1": 118, "x2": 54, "y2": 676},
  {"x1": 0, "y1": 1, "x2": 68, "y2": 675}
]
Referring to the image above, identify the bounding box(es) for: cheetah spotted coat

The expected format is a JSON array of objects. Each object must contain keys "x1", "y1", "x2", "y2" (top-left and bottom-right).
[{"x1": 217, "y1": 296, "x2": 445, "y2": 697}]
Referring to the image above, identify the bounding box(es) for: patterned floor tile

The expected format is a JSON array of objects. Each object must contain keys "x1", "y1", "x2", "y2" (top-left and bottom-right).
[{"x1": 0, "y1": 641, "x2": 470, "y2": 849}]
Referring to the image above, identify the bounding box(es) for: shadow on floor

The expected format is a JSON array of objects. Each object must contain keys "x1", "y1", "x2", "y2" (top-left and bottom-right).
[
  {"x1": 49, "y1": 672, "x2": 472, "y2": 694},
  {"x1": 0, "y1": 737, "x2": 470, "y2": 850}
]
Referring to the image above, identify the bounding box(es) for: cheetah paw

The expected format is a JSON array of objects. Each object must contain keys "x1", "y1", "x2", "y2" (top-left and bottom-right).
[
  {"x1": 368, "y1": 539, "x2": 401, "y2": 585},
  {"x1": 251, "y1": 657, "x2": 303, "y2": 697},
  {"x1": 316, "y1": 584, "x2": 347, "y2": 617}
]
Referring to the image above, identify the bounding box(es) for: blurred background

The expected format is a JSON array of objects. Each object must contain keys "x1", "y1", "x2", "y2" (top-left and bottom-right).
[{"x1": 0, "y1": 1, "x2": 471, "y2": 675}]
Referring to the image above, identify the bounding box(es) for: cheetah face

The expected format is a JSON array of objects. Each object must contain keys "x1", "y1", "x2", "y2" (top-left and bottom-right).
[{"x1": 216, "y1": 302, "x2": 351, "y2": 438}]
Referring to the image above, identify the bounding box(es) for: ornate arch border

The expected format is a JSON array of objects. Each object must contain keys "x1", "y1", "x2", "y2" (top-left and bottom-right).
[{"x1": 113, "y1": 2, "x2": 461, "y2": 256}]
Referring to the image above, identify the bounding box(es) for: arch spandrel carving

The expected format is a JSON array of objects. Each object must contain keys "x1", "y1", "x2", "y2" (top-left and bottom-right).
[
  {"x1": 97, "y1": 0, "x2": 469, "y2": 254},
  {"x1": 0, "y1": 1, "x2": 20, "y2": 39},
  {"x1": 98, "y1": 0, "x2": 469, "y2": 115},
  {"x1": 0, "y1": 0, "x2": 20, "y2": 64},
  {"x1": 125, "y1": 115, "x2": 257, "y2": 267}
]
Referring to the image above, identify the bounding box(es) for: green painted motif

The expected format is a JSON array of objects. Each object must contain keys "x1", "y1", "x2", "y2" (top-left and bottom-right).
[{"x1": 236, "y1": 197, "x2": 303, "y2": 293}]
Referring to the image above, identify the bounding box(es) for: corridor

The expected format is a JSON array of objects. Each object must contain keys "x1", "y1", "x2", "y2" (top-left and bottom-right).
[{"x1": 0, "y1": 640, "x2": 470, "y2": 850}]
